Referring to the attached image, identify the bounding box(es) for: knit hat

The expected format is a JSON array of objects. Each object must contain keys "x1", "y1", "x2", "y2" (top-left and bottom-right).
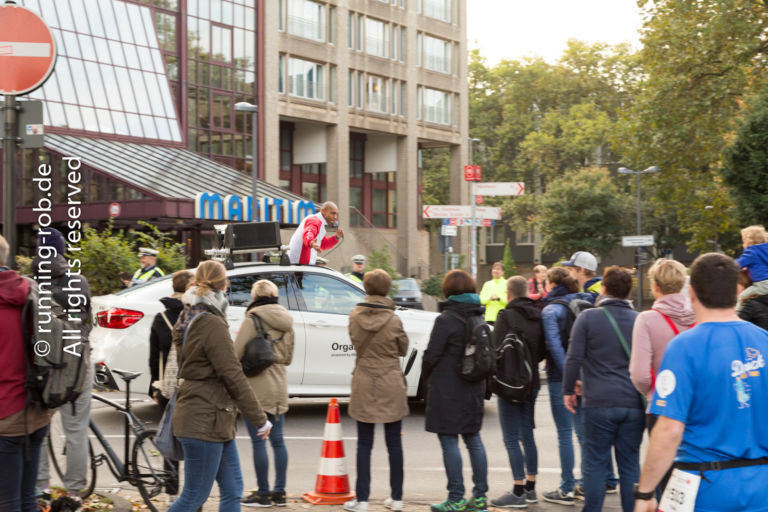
[{"x1": 37, "y1": 228, "x2": 66, "y2": 256}]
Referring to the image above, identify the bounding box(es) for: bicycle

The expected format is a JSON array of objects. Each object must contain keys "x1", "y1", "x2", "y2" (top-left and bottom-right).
[{"x1": 47, "y1": 365, "x2": 178, "y2": 512}]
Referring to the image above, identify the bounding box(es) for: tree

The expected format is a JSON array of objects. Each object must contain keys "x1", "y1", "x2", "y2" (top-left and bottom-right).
[
  {"x1": 366, "y1": 247, "x2": 402, "y2": 282},
  {"x1": 537, "y1": 168, "x2": 632, "y2": 258},
  {"x1": 502, "y1": 244, "x2": 517, "y2": 277}
]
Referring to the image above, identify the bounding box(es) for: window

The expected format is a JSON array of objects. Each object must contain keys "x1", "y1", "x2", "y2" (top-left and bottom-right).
[
  {"x1": 422, "y1": 87, "x2": 451, "y2": 125},
  {"x1": 367, "y1": 75, "x2": 387, "y2": 113},
  {"x1": 485, "y1": 225, "x2": 505, "y2": 245},
  {"x1": 347, "y1": 69, "x2": 354, "y2": 106},
  {"x1": 278, "y1": 54, "x2": 285, "y2": 93},
  {"x1": 328, "y1": 7, "x2": 335, "y2": 44},
  {"x1": 517, "y1": 228, "x2": 535, "y2": 245},
  {"x1": 365, "y1": 18, "x2": 388, "y2": 58},
  {"x1": 296, "y1": 273, "x2": 364, "y2": 315},
  {"x1": 356, "y1": 71, "x2": 363, "y2": 108},
  {"x1": 287, "y1": 0, "x2": 325, "y2": 42},
  {"x1": 329, "y1": 65, "x2": 336, "y2": 103},
  {"x1": 347, "y1": 12, "x2": 354, "y2": 49},
  {"x1": 423, "y1": 0, "x2": 451, "y2": 22},
  {"x1": 288, "y1": 57, "x2": 324, "y2": 100},
  {"x1": 400, "y1": 26, "x2": 406, "y2": 61},
  {"x1": 391, "y1": 25, "x2": 398, "y2": 61},
  {"x1": 228, "y1": 273, "x2": 291, "y2": 308},
  {"x1": 356, "y1": 14, "x2": 363, "y2": 50},
  {"x1": 400, "y1": 82, "x2": 406, "y2": 115},
  {"x1": 423, "y1": 34, "x2": 451, "y2": 74}
]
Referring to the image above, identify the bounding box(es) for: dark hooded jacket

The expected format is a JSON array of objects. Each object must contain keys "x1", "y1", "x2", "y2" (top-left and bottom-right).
[
  {"x1": 493, "y1": 297, "x2": 546, "y2": 400},
  {"x1": 149, "y1": 294, "x2": 184, "y2": 397},
  {"x1": 422, "y1": 300, "x2": 486, "y2": 435},
  {"x1": 739, "y1": 295, "x2": 768, "y2": 331}
]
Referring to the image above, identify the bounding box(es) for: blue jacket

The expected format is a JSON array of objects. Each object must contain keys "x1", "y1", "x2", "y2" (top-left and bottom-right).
[
  {"x1": 737, "y1": 242, "x2": 768, "y2": 282},
  {"x1": 541, "y1": 291, "x2": 594, "y2": 382},
  {"x1": 562, "y1": 299, "x2": 642, "y2": 409}
]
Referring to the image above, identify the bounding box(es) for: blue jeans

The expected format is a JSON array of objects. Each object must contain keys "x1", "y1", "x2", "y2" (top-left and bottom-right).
[
  {"x1": 582, "y1": 407, "x2": 645, "y2": 512},
  {"x1": 355, "y1": 420, "x2": 403, "y2": 502},
  {"x1": 437, "y1": 433, "x2": 488, "y2": 502},
  {"x1": 497, "y1": 391, "x2": 538, "y2": 481},
  {"x1": 168, "y1": 437, "x2": 244, "y2": 512},
  {"x1": 548, "y1": 381, "x2": 578, "y2": 492},
  {"x1": 573, "y1": 400, "x2": 619, "y2": 488},
  {"x1": 0, "y1": 424, "x2": 48, "y2": 512},
  {"x1": 245, "y1": 413, "x2": 287, "y2": 496}
]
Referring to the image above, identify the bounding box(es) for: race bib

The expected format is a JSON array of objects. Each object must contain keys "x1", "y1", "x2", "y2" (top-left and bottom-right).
[{"x1": 659, "y1": 468, "x2": 701, "y2": 512}]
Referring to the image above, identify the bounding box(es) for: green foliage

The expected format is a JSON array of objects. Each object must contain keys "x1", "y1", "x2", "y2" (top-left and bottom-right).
[
  {"x1": 132, "y1": 221, "x2": 187, "y2": 275},
  {"x1": 365, "y1": 247, "x2": 402, "y2": 281},
  {"x1": 502, "y1": 244, "x2": 517, "y2": 276},
  {"x1": 421, "y1": 274, "x2": 444, "y2": 299},
  {"x1": 537, "y1": 167, "x2": 632, "y2": 258},
  {"x1": 15, "y1": 255, "x2": 32, "y2": 276}
]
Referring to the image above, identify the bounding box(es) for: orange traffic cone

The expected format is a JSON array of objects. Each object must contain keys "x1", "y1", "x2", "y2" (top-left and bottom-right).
[{"x1": 302, "y1": 398, "x2": 356, "y2": 505}]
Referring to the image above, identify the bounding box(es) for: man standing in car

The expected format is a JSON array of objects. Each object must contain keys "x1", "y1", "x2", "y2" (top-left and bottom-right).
[{"x1": 288, "y1": 202, "x2": 344, "y2": 265}]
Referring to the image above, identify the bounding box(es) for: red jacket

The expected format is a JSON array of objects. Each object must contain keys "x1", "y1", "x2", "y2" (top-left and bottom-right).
[{"x1": 0, "y1": 270, "x2": 30, "y2": 420}]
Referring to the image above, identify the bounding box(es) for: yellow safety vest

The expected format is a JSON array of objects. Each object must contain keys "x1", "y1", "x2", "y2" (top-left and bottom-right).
[{"x1": 132, "y1": 266, "x2": 165, "y2": 283}]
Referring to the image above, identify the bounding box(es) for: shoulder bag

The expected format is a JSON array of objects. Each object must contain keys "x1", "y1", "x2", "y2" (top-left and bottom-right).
[
  {"x1": 240, "y1": 314, "x2": 280, "y2": 377},
  {"x1": 600, "y1": 307, "x2": 647, "y2": 409}
]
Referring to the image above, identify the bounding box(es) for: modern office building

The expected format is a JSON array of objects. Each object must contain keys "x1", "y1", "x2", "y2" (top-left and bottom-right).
[{"x1": 2, "y1": 0, "x2": 470, "y2": 275}]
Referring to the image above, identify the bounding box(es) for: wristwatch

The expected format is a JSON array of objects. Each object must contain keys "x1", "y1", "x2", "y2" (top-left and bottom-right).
[{"x1": 633, "y1": 483, "x2": 654, "y2": 501}]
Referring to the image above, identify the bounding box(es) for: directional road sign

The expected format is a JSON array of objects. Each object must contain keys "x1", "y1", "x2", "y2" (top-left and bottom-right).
[
  {"x1": 441, "y1": 225, "x2": 457, "y2": 237},
  {"x1": 622, "y1": 235, "x2": 655, "y2": 247},
  {"x1": 0, "y1": 4, "x2": 57, "y2": 95},
  {"x1": 474, "y1": 182, "x2": 525, "y2": 196},
  {"x1": 423, "y1": 205, "x2": 501, "y2": 220}
]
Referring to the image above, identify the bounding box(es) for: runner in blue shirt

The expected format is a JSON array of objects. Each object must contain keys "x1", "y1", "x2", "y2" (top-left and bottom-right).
[{"x1": 634, "y1": 253, "x2": 768, "y2": 512}]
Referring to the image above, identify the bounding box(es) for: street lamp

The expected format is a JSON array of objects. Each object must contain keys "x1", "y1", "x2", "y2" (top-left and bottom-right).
[
  {"x1": 618, "y1": 165, "x2": 660, "y2": 310},
  {"x1": 235, "y1": 101, "x2": 259, "y2": 221},
  {"x1": 468, "y1": 137, "x2": 482, "y2": 281}
]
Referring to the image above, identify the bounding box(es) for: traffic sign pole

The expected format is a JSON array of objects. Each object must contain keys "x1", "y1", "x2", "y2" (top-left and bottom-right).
[{"x1": 2, "y1": 96, "x2": 16, "y2": 267}]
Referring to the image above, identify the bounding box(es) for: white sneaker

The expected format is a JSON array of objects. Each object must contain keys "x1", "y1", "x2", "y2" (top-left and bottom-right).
[
  {"x1": 344, "y1": 500, "x2": 369, "y2": 512},
  {"x1": 384, "y1": 497, "x2": 403, "y2": 511}
]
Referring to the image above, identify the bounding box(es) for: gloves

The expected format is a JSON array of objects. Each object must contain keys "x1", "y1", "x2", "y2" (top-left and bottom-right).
[{"x1": 256, "y1": 419, "x2": 272, "y2": 439}]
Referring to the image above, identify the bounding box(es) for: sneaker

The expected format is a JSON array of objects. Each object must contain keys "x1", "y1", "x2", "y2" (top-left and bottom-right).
[
  {"x1": 490, "y1": 492, "x2": 527, "y2": 509},
  {"x1": 574, "y1": 484, "x2": 584, "y2": 500},
  {"x1": 242, "y1": 492, "x2": 272, "y2": 507},
  {"x1": 271, "y1": 491, "x2": 287, "y2": 507},
  {"x1": 525, "y1": 490, "x2": 537, "y2": 504},
  {"x1": 384, "y1": 497, "x2": 403, "y2": 511},
  {"x1": 343, "y1": 499, "x2": 368, "y2": 512},
  {"x1": 430, "y1": 499, "x2": 467, "y2": 512},
  {"x1": 606, "y1": 484, "x2": 618, "y2": 494},
  {"x1": 542, "y1": 489, "x2": 575, "y2": 506},
  {"x1": 468, "y1": 496, "x2": 488, "y2": 512}
]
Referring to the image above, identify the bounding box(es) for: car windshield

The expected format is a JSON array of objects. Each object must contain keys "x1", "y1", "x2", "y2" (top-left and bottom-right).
[{"x1": 395, "y1": 279, "x2": 420, "y2": 291}]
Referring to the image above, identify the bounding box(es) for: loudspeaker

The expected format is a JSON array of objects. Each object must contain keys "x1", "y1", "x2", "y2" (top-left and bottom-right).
[{"x1": 225, "y1": 222, "x2": 282, "y2": 251}]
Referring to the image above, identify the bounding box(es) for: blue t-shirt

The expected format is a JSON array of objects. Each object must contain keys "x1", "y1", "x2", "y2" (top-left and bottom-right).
[
  {"x1": 737, "y1": 242, "x2": 768, "y2": 281},
  {"x1": 650, "y1": 321, "x2": 768, "y2": 511}
]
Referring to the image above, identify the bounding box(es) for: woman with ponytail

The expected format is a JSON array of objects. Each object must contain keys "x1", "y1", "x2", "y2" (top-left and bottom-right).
[{"x1": 169, "y1": 261, "x2": 271, "y2": 512}]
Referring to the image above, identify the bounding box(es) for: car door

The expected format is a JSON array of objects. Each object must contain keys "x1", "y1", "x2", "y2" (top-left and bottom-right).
[
  {"x1": 226, "y1": 271, "x2": 305, "y2": 390},
  {"x1": 293, "y1": 271, "x2": 364, "y2": 390}
]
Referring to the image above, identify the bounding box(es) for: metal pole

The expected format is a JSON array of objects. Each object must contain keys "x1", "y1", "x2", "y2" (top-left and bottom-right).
[
  {"x1": 252, "y1": 109, "x2": 259, "y2": 221},
  {"x1": 470, "y1": 142, "x2": 477, "y2": 281},
  {"x1": 636, "y1": 171, "x2": 642, "y2": 310},
  {"x1": 2, "y1": 95, "x2": 17, "y2": 268}
]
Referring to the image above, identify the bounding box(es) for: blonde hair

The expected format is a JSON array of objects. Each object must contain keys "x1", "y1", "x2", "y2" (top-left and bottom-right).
[
  {"x1": 533, "y1": 264, "x2": 547, "y2": 274},
  {"x1": 251, "y1": 279, "x2": 279, "y2": 299},
  {"x1": 194, "y1": 260, "x2": 227, "y2": 296},
  {"x1": 648, "y1": 259, "x2": 687, "y2": 295},
  {"x1": 741, "y1": 225, "x2": 768, "y2": 246}
]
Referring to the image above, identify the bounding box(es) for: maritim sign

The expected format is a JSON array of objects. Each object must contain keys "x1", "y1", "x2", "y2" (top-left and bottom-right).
[{"x1": 194, "y1": 193, "x2": 317, "y2": 224}]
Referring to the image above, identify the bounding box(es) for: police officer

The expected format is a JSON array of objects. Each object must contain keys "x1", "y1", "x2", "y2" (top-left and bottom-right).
[
  {"x1": 346, "y1": 254, "x2": 366, "y2": 283},
  {"x1": 122, "y1": 247, "x2": 165, "y2": 287}
]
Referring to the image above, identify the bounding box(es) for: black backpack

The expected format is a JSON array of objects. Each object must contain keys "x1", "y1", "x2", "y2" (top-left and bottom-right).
[
  {"x1": 491, "y1": 327, "x2": 534, "y2": 403},
  {"x1": 447, "y1": 311, "x2": 495, "y2": 382},
  {"x1": 551, "y1": 298, "x2": 594, "y2": 349},
  {"x1": 240, "y1": 314, "x2": 280, "y2": 377}
]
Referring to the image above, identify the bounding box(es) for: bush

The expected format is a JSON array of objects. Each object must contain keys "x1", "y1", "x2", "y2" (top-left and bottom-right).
[
  {"x1": 365, "y1": 247, "x2": 402, "y2": 281},
  {"x1": 421, "y1": 274, "x2": 444, "y2": 299}
]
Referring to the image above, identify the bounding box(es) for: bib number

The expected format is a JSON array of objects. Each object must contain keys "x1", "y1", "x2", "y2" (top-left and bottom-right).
[{"x1": 658, "y1": 468, "x2": 701, "y2": 512}]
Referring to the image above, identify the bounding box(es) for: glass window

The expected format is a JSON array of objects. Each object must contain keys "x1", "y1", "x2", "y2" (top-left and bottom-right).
[
  {"x1": 100, "y1": 64, "x2": 123, "y2": 110},
  {"x1": 68, "y1": 59, "x2": 93, "y2": 106},
  {"x1": 356, "y1": 71, "x2": 362, "y2": 108},
  {"x1": 100, "y1": 1, "x2": 119, "y2": 39},
  {"x1": 140, "y1": 115, "x2": 158, "y2": 139},
  {"x1": 328, "y1": 6, "x2": 335, "y2": 44},
  {"x1": 400, "y1": 82, "x2": 405, "y2": 115},
  {"x1": 287, "y1": 0, "x2": 325, "y2": 42},
  {"x1": 48, "y1": 101, "x2": 67, "y2": 127},
  {"x1": 62, "y1": 31, "x2": 81, "y2": 59},
  {"x1": 329, "y1": 65, "x2": 336, "y2": 103},
  {"x1": 95, "y1": 108, "x2": 114, "y2": 133},
  {"x1": 391, "y1": 25, "x2": 397, "y2": 61},
  {"x1": 234, "y1": 27, "x2": 246, "y2": 63},
  {"x1": 81, "y1": 107, "x2": 99, "y2": 132},
  {"x1": 422, "y1": 87, "x2": 451, "y2": 125},
  {"x1": 84, "y1": 0, "x2": 105, "y2": 37},
  {"x1": 278, "y1": 54, "x2": 285, "y2": 93},
  {"x1": 296, "y1": 273, "x2": 364, "y2": 315},
  {"x1": 115, "y1": 67, "x2": 137, "y2": 111},
  {"x1": 278, "y1": 0, "x2": 285, "y2": 31},
  {"x1": 356, "y1": 14, "x2": 362, "y2": 50},
  {"x1": 245, "y1": 6, "x2": 255, "y2": 31},
  {"x1": 347, "y1": 69, "x2": 353, "y2": 107},
  {"x1": 423, "y1": 0, "x2": 451, "y2": 22},
  {"x1": 40, "y1": 73, "x2": 61, "y2": 102},
  {"x1": 222, "y1": 1, "x2": 234, "y2": 25},
  {"x1": 145, "y1": 72, "x2": 166, "y2": 116},
  {"x1": 212, "y1": 25, "x2": 232, "y2": 62},
  {"x1": 113, "y1": 1, "x2": 133, "y2": 42},
  {"x1": 130, "y1": 69, "x2": 150, "y2": 112},
  {"x1": 71, "y1": 0, "x2": 90, "y2": 33},
  {"x1": 64, "y1": 104, "x2": 84, "y2": 130},
  {"x1": 365, "y1": 17, "x2": 388, "y2": 58},
  {"x1": 347, "y1": 12, "x2": 353, "y2": 49},
  {"x1": 123, "y1": 43, "x2": 140, "y2": 68},
  {"x1": 127, "y1": 4, "x2": 149, "y2": 46},
  {"x1": 228, "y1": 273, "x2": 290, "y2": 308},
  {"x1": 85, "y1": 61, "x2": 108, "y2": 109},
  {"x1": 366, "y1": 75, "x2": 386, "y2": 113},
  {"x1": 142, "y1": 8, "x2": 159, "y2": 48},
  {"x1": 288, "y1": 57, "x2": 324, "y2": 101},
  {"x1": 423, "y1": 34, "x2": 451, "y2": 73},
  {"x1": 108, "y1": 40, "x2": 126, "y2": 66},
  {"x1": 111, "y1": 110, "x2": 130, "y2": 135},
  {"x1": 400, "y1": 25, "x2": 406, "y2": 61},
  {"x1": 93, "y1": 36, "x2": 110, "y2": 62},
  {"x1": 55, "y1": 1, "x2": 76, "y2": 31}
]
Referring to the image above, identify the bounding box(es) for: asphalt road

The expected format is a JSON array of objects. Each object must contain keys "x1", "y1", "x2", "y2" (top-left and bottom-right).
[{"x1": 47, "y1": 385, "x2": 630, "y2": 510}]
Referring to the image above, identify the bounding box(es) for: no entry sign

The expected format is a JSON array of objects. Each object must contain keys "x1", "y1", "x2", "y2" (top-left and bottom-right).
[{"x1": 0, "y1": 4, "x2": 57, "y2": 95}]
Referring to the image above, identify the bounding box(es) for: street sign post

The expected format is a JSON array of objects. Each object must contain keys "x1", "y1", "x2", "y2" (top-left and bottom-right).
[
  {"x1": 423, "y1": 205, "x2": 502, "y2": 220},
  {"x1": 622, "y1": 235, "x2": 654, "y2": 247},
  {"x1": 441, "y1": 225, "x2": 457, "y2": 237},
  {"x1": 474, "y1": 182, "x2": 525, "y2": 196}
]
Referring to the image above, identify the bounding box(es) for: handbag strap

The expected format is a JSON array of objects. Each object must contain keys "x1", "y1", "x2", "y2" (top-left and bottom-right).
[
  {"x1": 600, "y1": 307, "x2": 647, "y2": 408},
  {"x1": 160, "y1": 310, "x2": 174, "y2": 330},
  {"x1": 178, "y1": 312, "x2": 207, "y2": 374},
  {"x1": 652, "y1": 309, "x2": 680, "y2": 336},
  {"x1": 248, "y1": 313, "x2": 284, "y2": 342}
]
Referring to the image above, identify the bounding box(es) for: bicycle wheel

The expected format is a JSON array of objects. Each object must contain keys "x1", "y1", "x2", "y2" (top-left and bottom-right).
[
  {"x1": 131, "y1": 428, "x2": 178, "y2": 512},
  {"x1": 47, "y1": 412, "x2": 97, "y2": 499}
]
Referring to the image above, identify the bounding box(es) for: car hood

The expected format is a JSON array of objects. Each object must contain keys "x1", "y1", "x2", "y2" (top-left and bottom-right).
[{"x1": 393, "y1": 290, "x2": 421, "y2": 299}]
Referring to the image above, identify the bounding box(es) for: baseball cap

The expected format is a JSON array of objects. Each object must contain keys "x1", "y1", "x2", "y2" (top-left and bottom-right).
[
  {"x1": 352, "y1": 254, "x2": 366, "y2": 264},
  {"x1": 138, "y1": 247, "x2": 159, "y2": 257},
  {"x1": 560, "y1": 251, "x2": 598, "y2": 272}
]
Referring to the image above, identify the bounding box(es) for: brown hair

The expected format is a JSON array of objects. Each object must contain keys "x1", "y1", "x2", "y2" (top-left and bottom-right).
[
  {"x1": 195, "y1": 260, "x2": 227, "y2": 296},
  {"x1": 547, "y1": 267, "x2": 579, "y2": 293},
  {"x1": 690, "y1": 253, "x2": 740, "y2": 309},
  {"x1": 741, "y1": 225, "x2": 768, "y2": 246},
  {"x1": 648, "y1": 259, "x2": 687, "y2": 295},
  {"x1": 441, "y1": 269, "x2": 477, "y2": 297},
  {"x1": 363, "y1": 269, "x2": 392, "y2": 296},
  {"x1": 602, "y1": 266, "x2": 632, "y2": 300},
  {"x1": 172, "y1": 270, "x2": 194, "y2": 294},
  {"x1": 507, "y1": 276, "x2": 528, "y2": 300}
]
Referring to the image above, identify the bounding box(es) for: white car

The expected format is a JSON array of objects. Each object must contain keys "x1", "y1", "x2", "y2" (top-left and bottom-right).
[{"x1": 90, "y1": 263, "x2": 438, "y2": 398}]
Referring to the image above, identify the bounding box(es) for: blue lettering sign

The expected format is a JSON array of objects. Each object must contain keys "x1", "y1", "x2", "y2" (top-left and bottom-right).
[{"x1": 196, "y1": 192, "x2": 224, "y2": 220}]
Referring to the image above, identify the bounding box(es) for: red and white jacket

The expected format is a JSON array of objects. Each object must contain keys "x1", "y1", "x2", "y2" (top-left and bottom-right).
[{"x1": 288, "y1": 212, "x2": 339, "y2": 264}]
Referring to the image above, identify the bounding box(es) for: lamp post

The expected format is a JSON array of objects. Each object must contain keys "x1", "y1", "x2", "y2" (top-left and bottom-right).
[
  {"x1": 618, "y1": 165, "x2": 660, "y2": 310},
  {"x1": 235, "y1": 102, "x2": 259, "y2": 221},
  {"x1": 468, "y1": 137, "x2": 481, "y2": 281}
]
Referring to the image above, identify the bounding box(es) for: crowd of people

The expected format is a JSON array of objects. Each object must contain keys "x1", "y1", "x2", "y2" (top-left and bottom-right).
[{"x1": 3, "y1": 222, "x2": 768, "y2": 512}]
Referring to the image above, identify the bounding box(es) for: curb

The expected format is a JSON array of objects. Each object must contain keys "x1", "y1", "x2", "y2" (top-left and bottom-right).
[{"x1": 95, "y1": 491, "x2": 133, "y2": 512}]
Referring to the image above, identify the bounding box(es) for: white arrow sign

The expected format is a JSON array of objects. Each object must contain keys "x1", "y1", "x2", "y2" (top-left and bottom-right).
[
  {"x1": 622, "y1": 235, "x2": 654, "y2": 247},
  {"x1": 423, "y1": 205, "x2": 502, "y2": 220},
  {"x1": 474, "y1": 182, "x2": 525, "y2": 196}
]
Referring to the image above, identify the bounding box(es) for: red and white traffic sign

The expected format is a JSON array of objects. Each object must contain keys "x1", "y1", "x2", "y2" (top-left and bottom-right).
[
  {"x1": 109, "y1": 202, "x2": 121, "y2": 217},
  {"x1": 0, "y1": 4, "x2": 57, "y2": 95},
  {"x1": 422, "y1": 205, "x2": 501, "y2": 220},
  {"x1": 474, "y1": 182, "x2": 525, "y2": 196},
  {"x1": 463, "y1": 165, "x2": 482, "y2": 181}
]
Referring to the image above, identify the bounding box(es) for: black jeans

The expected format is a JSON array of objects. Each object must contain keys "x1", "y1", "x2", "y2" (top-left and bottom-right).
[
  {"x1": 0, "y1": 424, "x2": 48, "y2": 512},
  {"x1": 355, "y1": 420, "x2": 403, "y2": 502}
]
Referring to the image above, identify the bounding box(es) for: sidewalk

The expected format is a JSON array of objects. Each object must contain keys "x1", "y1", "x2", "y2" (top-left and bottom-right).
[{"x1": 105, "y1": 487, "x2": 623, "y2": 511}]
